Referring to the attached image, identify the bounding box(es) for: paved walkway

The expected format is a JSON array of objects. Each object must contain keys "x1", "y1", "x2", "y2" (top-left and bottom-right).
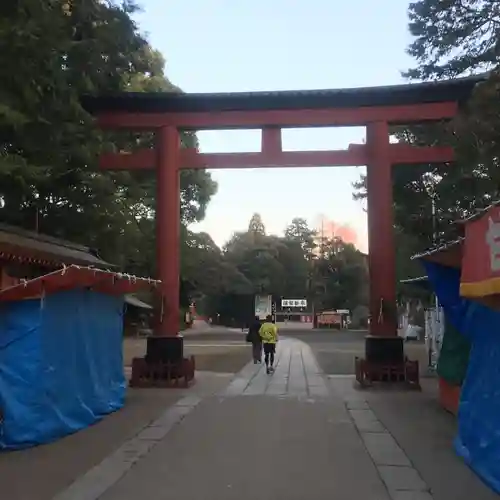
[{"x1": 53, "y1": 338, "x2": 495, "y2": 500}]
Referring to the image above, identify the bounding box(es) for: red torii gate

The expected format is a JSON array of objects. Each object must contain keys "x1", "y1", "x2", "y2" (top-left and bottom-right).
[{"x1": 82, "y1": 76, "x2": 480, "y2": 379}]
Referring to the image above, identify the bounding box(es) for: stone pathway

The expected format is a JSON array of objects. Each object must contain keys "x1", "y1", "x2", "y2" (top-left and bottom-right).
[
  {"x1": 221, "y1": 338, "x2": 329, "y2": 399},
  {"x1": 52, "y1": 339, "x2": 471, "y2": 500},
  {"x1": 345, "y1": 397, "x2": 431, "y2": 500}
]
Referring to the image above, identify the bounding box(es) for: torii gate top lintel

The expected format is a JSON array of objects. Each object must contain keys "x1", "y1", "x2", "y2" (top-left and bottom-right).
[
  {"x1": 81, "y1": 74, "x2": 483, "y2": 130},
  {"x1": 81, "y1": 75, "x2": 481, "y2": 340}
]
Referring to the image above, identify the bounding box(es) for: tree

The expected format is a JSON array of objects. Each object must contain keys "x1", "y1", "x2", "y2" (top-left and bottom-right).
[
  {"x1": 182, "y1": 230, "x2": 251, "y2": 299},
  {"x1": 353, "y1": 0, "x2": 500, "y2": 286},
  {"x1": 0, "y1": 0, "x2": 217, "y2": 282},
  {"x1": 284, "y1": 217, "x2": 317, "y2": 255},
  {"x1": 310, "y1": 238, "x2": 368, "y2": 312},
  {"x1": 284, "y1": 217, "x2": 317, "y2": 299},
  {"x1": 405, "y1": 0, "x2": 500, "y2": 80},
  {"x1": 248, "y1": 213, "x2": 266, "y2": 235},
  {"x1": 225, "y1": 233, "x2": 287, "y2": 295},
  {"x1": 205, "y1": 215, "x2": 368, "y2": 324}
]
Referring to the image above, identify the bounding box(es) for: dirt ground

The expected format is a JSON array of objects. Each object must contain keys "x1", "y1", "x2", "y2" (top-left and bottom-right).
[
  {"x1": 306, "y1": 335, "x2": 431, "y2": 376},
  {"x1": 0, "y1": 336, "x2": 248, "y2": 500},
  {"x1": 123, "y1": 337, "x2": 252, "y2": 374},
  {"x1": 0, "y1": 373, "x2": 232, "y2": 500}
]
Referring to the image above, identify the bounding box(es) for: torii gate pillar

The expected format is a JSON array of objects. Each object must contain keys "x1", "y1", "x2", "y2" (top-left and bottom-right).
[
  {"x1": 142, "y1": 126, "x2": 186, "y2": 376},
  {"x1": 366, "y1": 121, "x2": 397, "y2": 336},
  {"x1": 156, "y1": 126, "x2": 181, "y2": 337}
]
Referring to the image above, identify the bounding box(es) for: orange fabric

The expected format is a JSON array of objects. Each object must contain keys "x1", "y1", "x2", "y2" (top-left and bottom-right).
[{"x1": 438, "y1": 377, "x2": 461, "y2": 416}]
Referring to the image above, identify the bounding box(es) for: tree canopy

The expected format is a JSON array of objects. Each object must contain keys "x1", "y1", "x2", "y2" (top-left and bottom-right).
[
  {"x1": 405, "y1": 0, "x2": 500, "y2": 80},
  {"x1": 0, "y1": 2, "x2": 366, "y2": 323},
  {"x1": 0, "y1": 0, "x2": 217, "y2": 282},
  {"x1": 195, "y1": 215, "x2": 368, "y2": 324},
  {"x1": 353, "y1": 0, "x2": 500, "y2": 287}
]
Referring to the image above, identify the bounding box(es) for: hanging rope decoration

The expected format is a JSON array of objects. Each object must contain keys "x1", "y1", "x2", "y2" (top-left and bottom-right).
[
  {"x1": 378, "y1": 298, "x2": 384, "y2": 324},
  {"x1": 0, "y1": 262, "x2": 161, "y2": 302}
]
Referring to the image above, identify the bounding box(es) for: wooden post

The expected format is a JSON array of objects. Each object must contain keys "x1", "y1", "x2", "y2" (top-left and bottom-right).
[
  {"x1": 366, "y1": 121, "x2": 397, "y2": 336},
  {"x1": 155, "y1": 126, "x2": 180, "y2": 336}
]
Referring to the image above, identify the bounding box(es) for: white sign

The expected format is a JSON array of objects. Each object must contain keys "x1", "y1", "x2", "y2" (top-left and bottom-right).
[
  {"x1": 255, "y1": 294, "x2": 272, "y2": 319},
  {"x1": 486, "y1": 216, "x2": 500, "y2": 271},
  {"x1": 281, "y1": 299, "x2": 307, "y2": 308}
]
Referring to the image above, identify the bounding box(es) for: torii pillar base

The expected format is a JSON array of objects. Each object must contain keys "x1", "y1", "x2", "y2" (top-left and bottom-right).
[
  {"x1": 146, "y1": 335, "x2": 184, "y2": 364},
  {"x1": 129, "y1": 335, "x2": 195, "y2": 388}
]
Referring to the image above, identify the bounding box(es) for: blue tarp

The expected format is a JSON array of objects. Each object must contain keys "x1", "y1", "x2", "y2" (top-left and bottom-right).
[
  {"x1": 423, "y1": 261, "x2": 500, "y2": 494},
  {"x1": 0, "y1": 289, "x2": 126, "y2": 449}
]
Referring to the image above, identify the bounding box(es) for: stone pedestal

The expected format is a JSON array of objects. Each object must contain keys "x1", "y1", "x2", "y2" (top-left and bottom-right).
[
  {"x1": 355, "y1": 335, "x2": 419, "y2": 388},
  {"x1": 130, "y1": 334, "x2": 195, "y2": 388},
  {"x1": 146, "y1": 335, "x2": 184, "y2": 364},
  {"x1": 364, "y1": 335, "x2": 404, "y2": 365}
]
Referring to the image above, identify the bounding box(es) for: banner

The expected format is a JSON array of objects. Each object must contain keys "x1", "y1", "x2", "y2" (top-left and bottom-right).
[{"x1": 461, "y1": 205, "x2": 500, "y2": 297}]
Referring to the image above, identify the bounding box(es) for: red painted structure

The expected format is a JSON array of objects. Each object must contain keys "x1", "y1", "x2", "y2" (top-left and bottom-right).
[
  {"x1": 81, "y1": 76, "x2": 482, "y2": 342},
  {"x1": 0, "y1": 265, "x2": 160, "y2": 302}
]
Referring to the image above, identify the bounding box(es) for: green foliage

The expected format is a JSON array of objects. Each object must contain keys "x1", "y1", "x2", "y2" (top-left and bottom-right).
[
  {"x1": 310, "y1": 237, "x2": 368, "y2": 312},
  {"x1": 405, "y1": 0, "x2": 500, "y2": 80},
  {"x1": 284, "y1": 217, "x2": 316, "y2": 255},
  {"x1": 0, "y1": 0, "x2": 217, "y2": 281},
  {"x1": 353, "y1": 0, "x2": 500, "y2": 290},
  {"x1": 247, "y1": 212, "x2": 266, "y2": 235},
  {"x1": 196, "y1": 215, "x2": 368, "y2": 321}
]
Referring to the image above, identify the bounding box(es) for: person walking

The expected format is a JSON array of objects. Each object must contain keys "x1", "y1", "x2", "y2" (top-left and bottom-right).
[
  {"x1": 246, "y1": 316, "x2": 262, "y2": 364},
  {"x1": 259, "y1": 315, "x2": 278, "y2": 374}
]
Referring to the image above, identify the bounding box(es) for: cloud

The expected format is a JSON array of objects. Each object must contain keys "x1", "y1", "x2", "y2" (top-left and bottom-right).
[{"x1": 313, "y1": 214, "x2": 359, "y2": 248}]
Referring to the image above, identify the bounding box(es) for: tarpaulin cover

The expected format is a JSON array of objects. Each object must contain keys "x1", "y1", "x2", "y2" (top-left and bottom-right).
[
  {"x1": 0, "y1": 289, "x2": 126, "y2": 449},
  {"x1": 423, "y1": 260, "x2": 500, "y2": 494},
  {"x1": 437, "y1": 320, "x2": 471, "y2": 387}
]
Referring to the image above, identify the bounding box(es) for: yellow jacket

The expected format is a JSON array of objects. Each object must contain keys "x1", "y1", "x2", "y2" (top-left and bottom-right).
[{"x1": 259, "y1": 322, "x2": 278, "y2": 344}]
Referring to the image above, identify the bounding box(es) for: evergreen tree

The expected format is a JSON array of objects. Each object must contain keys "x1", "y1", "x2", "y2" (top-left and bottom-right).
[
  {"x1": 248, "y1": 213, "x2": 266, "y2": 235},
  {"x1": 353, "y1": 0, "x2": 500, "y2": 284}
]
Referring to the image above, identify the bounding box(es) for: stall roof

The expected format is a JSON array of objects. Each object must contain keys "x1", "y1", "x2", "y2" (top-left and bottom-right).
[
  {"x1": 81, "y1": 74, "x2": 485, "y2": 115},
  {"x1": 400, "y1": 276, "x2": 429, "y2": 284},
  {"x1": 411, "y1": 238, "x2": 464, "y2": 268},
  {"x1": 0, "y1": 265, "x2": 160, "y2": 302},
  {"x1": 0, "y1": 223, "x2": 112, "y2": 269},
  {"x1": 454, "y1": 200, "x2": 500, "y2": 225},
  {"x1": 125, "y1": 294, "x2": 153, "y2": 310},
  {"x1": 400, "y1": 276, "x2": 432, "y2": 290}
]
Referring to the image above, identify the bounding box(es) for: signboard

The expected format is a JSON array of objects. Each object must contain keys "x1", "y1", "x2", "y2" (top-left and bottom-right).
[
  {"x1": 317, "y1": 312, "x2": 341, "y2": 325},
  {"x1": 255, "y1": 294, "x2": 272, "y2": 319},
  {"x1": 461, "y1": 205, "x2": 500, "y2": 297},
  {"x1": 281, "y1": 299, "x2": 307, "y2": 308}
]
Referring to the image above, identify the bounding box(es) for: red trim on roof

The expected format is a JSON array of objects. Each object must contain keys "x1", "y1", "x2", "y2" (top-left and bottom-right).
[
  {"x1": 0, "y1": 265, "x2": 160, "y2": 302},
  {"x1": 0, "y1": 249, "x2": 59, "y2": 268},
  {"x1": 0, "y1": 240, "x2": 108, "y2": 269}
]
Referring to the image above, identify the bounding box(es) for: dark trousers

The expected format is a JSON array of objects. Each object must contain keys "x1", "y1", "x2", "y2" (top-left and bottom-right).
[
  {"x1": 252, "y1": 341, "x2": 262, "y2": 362},
  {"x1": 263, "y1": 343, "x2": 276, "y2": 366}
]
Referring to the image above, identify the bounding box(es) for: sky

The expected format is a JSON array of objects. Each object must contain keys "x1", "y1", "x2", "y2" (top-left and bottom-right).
[{"x1": 134, "y1": 1, "x2": 415, "y2": 252}]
